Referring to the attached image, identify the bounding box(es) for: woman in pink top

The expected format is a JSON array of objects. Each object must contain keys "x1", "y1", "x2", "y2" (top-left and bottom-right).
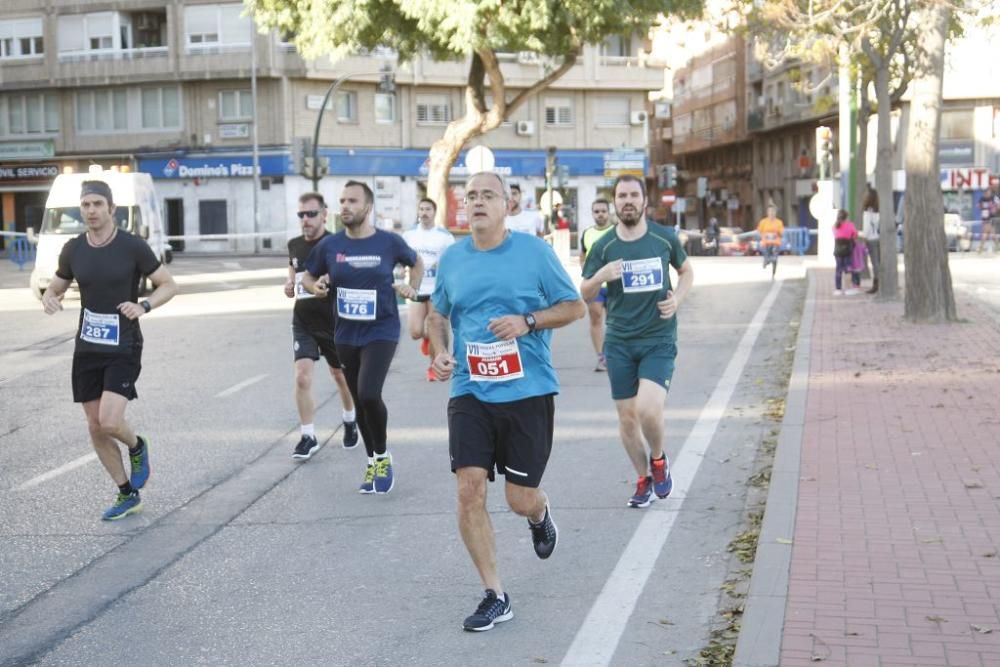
[{"x1": 833, "y1": 209, "x2": 861, "y2": 295}]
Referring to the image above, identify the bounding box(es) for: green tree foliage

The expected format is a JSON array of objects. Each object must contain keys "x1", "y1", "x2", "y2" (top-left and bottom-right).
[{"x1": 250, "y1": 0, "x2": 702, "y2": 225}]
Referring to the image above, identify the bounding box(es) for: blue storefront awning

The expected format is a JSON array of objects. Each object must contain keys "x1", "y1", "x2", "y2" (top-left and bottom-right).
[{"x1": 137, "y1": 148, "x2": 647, "y2": 180}]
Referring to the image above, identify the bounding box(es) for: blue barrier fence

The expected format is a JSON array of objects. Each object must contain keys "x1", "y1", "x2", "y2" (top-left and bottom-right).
[
  {"x1": 782, "y1": 227, "x2": 812, "y2": 255},
  {"x1": 4, "y1": 235, "x2": 36, "y2": 269}
]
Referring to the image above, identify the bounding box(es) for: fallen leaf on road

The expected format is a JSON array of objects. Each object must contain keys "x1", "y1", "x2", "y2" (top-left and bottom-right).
[
  {"x1": 776, "y1": 538, "x2": 793, "y2": 544},
  {"x1": 854, "y1": 371, "x2": 861, "y2": 377},
  {"x1": 927, "y1": 615, "x2": 947, "y2": 624},
  {"x1": 964, "y1": 481, "x2": 984, "y2": 489},
  {"x1": 982, "y1": 551, "x2": 997, "y2": 558},
  {"x1": 921, "y1": 537, "x2": 944, "y2": 544},
  {"x1": 970, "y1": 624, "x2": 994, "y2": 634}
]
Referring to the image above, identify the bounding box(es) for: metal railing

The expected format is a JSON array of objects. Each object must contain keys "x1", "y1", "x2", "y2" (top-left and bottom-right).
[{"x1": 58, "y1": 46, "x2": 168, "y2": 62}]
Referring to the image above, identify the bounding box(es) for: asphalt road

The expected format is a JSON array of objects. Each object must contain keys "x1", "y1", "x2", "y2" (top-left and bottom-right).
[{"x1": 0, "y1": 252, "x2": 808, "y2": 666}]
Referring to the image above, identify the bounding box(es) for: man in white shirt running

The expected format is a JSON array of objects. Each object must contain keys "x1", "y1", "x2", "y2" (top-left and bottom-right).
[
  {"x1": 403, "y1": 198, "x2": 456, "y2": 381},
  {"x1": 504, "y1": 184, "x2": 545, "y2": 237}
]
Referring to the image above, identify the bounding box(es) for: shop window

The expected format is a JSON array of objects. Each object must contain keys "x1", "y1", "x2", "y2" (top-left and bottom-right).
[{"x1": 199, "y1": 200, "x2": 228, "y2": 235}]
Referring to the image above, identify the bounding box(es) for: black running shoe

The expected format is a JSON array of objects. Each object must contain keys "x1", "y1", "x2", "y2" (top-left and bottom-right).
[
  {"x1": 342, "y1": 421, "x2": 359, "y2": 449},
  {"x1": 292, "y1": 435, "x2": 319, "y2": 460},
  {"x1": 463, "y1": 589, "x2": 513, "y2": 632},
  {"x1": 528, "y1": 503, "x2": 558, "y2": 560}
]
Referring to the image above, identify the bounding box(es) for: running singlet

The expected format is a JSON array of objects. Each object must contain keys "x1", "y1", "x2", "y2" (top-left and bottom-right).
[
  {"x1": 288, "y1": 232, "x2": 333, "y2": 331},
  {"x1": 432, "y1": 232, "x2": 580, "y2": 403},
  {"x1": 55, "y1": 230, "x2": 161, "y2": 356},
  {"x1": 581, "y1": 224, "x2": 614, "y2": 258},
  {"x1": 402, "y1": 225, "x2": 455, "y2": 297},
  {"x1": 582, "y1": 222, "x2": 687, "y2": 344},
  {"x1": 305, "y1": 229, "x2": 417, "y2": 346}
]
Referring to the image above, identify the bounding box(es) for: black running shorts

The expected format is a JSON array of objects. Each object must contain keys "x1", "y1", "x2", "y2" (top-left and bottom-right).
[
  {"x1": 447, "y1": 393, "x2": 555, "y2": 488},
  {"x1": 292, "y1": 320, "x2": 341, "y2": 368},
  {"x1": 71, "y1": 349, "x2": 142, "y2": 403}
]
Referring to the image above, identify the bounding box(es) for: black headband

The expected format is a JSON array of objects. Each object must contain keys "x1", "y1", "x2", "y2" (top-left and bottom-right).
[{"x1": 81, "y1": 180, "x2": 114, "y2": 206}]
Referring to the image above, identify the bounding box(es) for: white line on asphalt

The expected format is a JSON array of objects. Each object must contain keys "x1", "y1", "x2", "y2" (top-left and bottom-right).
[
  {"x1": 561, "y1": 279, "x2": 784, "y2": 667},
  {"x1": 15, "y1": 453, "x2": 97, "y2": 491},
  {"x1": 215, "y1": 373, "x2": 268, "y2": 398}
]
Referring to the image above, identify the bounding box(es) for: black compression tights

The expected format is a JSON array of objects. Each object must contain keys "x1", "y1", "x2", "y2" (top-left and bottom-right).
[{"x1": 335, "y1": 340, "x2": 397, "y2": 457}]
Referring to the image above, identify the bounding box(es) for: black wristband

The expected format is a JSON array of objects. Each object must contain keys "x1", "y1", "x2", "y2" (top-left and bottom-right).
[{"x1": 141, "y1": 300, "x2": 152, "y2": 313}]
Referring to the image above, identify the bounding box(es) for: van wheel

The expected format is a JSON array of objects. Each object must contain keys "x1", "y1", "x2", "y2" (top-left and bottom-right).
[{"x1": 164, "y1": 248, "x2": 173, "y2": 264}]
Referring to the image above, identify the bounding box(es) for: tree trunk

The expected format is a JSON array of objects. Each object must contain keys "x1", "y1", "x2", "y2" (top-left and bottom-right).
[
  {"x1": 903, "y1": 3, "x2": 956, "y2": 323},
  {"x1": 873, "y1": 63, "x2": 898, "y2": 301}
]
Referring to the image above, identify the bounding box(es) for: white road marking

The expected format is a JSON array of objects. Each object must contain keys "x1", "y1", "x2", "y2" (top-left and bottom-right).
[
  {"x1": 560, "y1": 279, "x2": 784, "y2": 667},
  {"x1": 15, "y1": 453, "x2": 97, "y2": 491},
  {"x1": 215, "y1": 374, "x2": 269, "y2": 398}
]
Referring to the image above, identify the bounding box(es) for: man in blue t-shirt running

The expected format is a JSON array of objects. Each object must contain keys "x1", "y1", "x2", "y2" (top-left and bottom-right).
[
  {"x1": 428, "y1": 171, "x2": 585, "y2": 632},
  {"x1": 302, "y1": 181, "x2": 423, "y2": 495}
]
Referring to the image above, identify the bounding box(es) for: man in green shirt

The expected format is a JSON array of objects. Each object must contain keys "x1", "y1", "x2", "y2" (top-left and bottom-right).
[
  {"x1": 580, "y1": 175, "x2": 694, "y2": 508},
  {"x1": 579, "y1": 198, "x2": 615, "y2": 371}
]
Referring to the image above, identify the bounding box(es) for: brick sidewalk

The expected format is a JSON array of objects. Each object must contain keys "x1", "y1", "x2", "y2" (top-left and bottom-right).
[{"x1": 782, "y1": 270, "x2": 1000, "y2": 666}]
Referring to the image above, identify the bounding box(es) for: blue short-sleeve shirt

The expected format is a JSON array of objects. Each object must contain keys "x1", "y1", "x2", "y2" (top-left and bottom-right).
[{"x1": 305, "y1": 229, "x2": 417, "y2": 346}]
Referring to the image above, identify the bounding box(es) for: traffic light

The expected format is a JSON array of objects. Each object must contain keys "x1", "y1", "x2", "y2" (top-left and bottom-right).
[
  {"x1": 557, "y1": 164, "x2": 570, "y2": 188},
  {"x1": 816, "y1": 126, "x2": 833, "y2": 179},
  {"x1": 666, "y1": 163, "x2": 677, "y2": 189}
]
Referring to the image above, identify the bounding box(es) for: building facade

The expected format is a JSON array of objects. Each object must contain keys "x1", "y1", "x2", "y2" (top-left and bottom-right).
[{"x1": 0, "y1": 1, "x2": 661, "y2": 252}]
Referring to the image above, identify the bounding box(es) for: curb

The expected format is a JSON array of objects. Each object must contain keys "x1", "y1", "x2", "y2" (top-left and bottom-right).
[{"x1": 732, "y1": 269, "x2": 816, "y2": 667}]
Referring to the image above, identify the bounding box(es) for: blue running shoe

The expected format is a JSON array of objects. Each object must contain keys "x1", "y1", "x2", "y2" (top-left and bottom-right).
[
  {"x1": 102, "y1": 491, "x2": 142, "y2": 521},
  {"x1": 374, "y1": 455, "x2": 394, "y2": 494},
  {"x1": 129, "y1": 436, "x2": 151, "y2": 490},
  {"x1": 650, "y1": 456, "x2": 673, "y2": 499},
  {"x1": 628, "y1": 476, "x2": 654, "y2": 508},
  {"x1": 463, "y1": 589, "x2": 513, "y2": 632},
  {"x1": 359, "y1": 464, "x2": 376, "y2": 494}
]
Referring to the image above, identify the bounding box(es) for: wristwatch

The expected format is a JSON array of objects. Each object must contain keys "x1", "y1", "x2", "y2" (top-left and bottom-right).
[
  {"x1": 140, "y1": 300, "x2": 152, "y2": 313},
  {"x1": 523, "y1": 312, "x2": 537, "y2": 332}
]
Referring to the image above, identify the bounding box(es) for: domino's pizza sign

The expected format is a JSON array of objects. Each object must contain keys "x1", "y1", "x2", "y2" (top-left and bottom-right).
[{"x1": 139, "y1": 154, "x2": 290, "y2": 179}]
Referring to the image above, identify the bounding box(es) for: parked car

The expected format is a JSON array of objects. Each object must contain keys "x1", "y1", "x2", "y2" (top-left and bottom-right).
[{"x1": 718, "y1": 227, "x2": 751, "y2": 256}]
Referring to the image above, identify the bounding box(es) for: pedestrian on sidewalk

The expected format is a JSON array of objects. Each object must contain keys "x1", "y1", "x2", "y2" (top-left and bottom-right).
[
  {"x1": 300, "y1": 180, "x2": 424, "y2": 495},
  {"x1": 833, "y1": 209, "x2": 861, "y2": 296},
  {"x1": 284, "y1": 192, "x2": 358, "y2": 460},
  {"x1": 580, "y1": 175, "x2": 694, "y2": 508},
  {"x1": 41, "y1": 180, "x2": 177, "y2": 520},
  {"x1": 861, "y1": 184, "x2": 880, "y2": 294},
  {"x1": 428, "y1": 171, "x2": 585, "y2": 632}
]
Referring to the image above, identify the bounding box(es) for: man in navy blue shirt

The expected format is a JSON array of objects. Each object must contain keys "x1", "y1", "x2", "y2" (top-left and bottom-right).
[
  {"x1": 429, "y1": 171, "x2": 585, "y2": 631},
  {"x1": 302, "y1": 181, "x2": 423, "y2": 494}
]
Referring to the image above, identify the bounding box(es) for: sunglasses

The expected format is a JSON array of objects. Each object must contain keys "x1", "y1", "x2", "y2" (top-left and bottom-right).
[{"x1": 297, "y1": 210, "x2": 321, "y2": 219}]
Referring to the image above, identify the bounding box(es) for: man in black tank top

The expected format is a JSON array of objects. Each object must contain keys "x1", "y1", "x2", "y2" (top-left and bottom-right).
[
  {"x1": 41, "y1": 180, "x2": 177, "y2": 521},
  {"x1": 284, "y1": 192, "x2": 357, "y2": 459}
]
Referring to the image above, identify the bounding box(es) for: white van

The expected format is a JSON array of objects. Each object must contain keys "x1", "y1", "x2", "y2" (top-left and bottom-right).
[{"x1": 29, "y1": 168, "x2": 171, "y2": 300}]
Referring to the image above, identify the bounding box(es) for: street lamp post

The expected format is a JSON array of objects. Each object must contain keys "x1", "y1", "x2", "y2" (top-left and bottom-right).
[{"x1": 310, "y1": 65, "x2": 395, "y2": 191}]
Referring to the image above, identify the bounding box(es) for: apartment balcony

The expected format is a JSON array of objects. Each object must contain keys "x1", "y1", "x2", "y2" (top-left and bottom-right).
[
  {"x1": 673, "y1": 122, "x2": 743, "y2": 155},
  {"x1": 54, "y1": 47, "x2": 172, "y2": 83},
  {"x1": 0, "y1": 56, "x2": 47, "y2": 89},
  {"x1": 747, "y1": 109, "x2": 764, "y2": 131},
  {"x1": 673, "y1": 76, "x2": 737, "y2": 116},
  {"x1": 178, "y1": 42, "x2": 259, "y2": 79}
]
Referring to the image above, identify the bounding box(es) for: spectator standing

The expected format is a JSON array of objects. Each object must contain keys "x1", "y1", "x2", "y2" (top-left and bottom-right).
[
  {"x1": 861, "y1": 184, "x2": 880, "y2": 294},
  {"x1": 833, "y1": 209, "x2": 861, "y2": 296}
]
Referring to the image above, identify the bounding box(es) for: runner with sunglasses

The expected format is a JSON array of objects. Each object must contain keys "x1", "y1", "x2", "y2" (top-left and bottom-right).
[{"x1": 285, "y1": 192, "x2": 358, "y2": 459}]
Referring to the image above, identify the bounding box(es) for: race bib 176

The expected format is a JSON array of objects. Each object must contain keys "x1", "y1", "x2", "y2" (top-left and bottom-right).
[{"x1": 336, "y1": 287, "x2": 377, "y2": 321}]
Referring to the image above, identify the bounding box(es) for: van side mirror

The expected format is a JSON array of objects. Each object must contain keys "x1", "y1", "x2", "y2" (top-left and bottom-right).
[{"x1": 139, "y1": 224, "x2": 149, "y2": 239}]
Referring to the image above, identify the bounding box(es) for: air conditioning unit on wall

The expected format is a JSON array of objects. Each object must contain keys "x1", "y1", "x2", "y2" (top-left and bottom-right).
[
  {"x1": 516, "y1": 120, "x2": 535, "y2": 136},
  {"x1": 630, "y1": 110, "x2": 648, "y2": 126}
]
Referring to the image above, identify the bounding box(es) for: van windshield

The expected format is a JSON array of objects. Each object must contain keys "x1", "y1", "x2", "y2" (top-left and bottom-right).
[{"x1": 41, "y1": 206, "x2": 132, "y2": 234}]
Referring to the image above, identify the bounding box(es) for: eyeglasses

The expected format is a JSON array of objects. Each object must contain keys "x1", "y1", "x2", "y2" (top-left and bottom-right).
[
  {"x1": 464, "y1": 190, "x2": 504, "y2": 205},
  {"x1": 297, "y1": 210, "x2": 321, "y2": 219}
]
